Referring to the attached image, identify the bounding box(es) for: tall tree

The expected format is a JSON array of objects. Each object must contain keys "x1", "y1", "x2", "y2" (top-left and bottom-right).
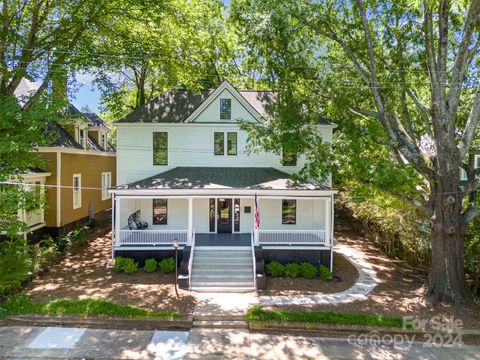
[{"x1": 232, "y1": 0, "x2": 480, "y2": 305}]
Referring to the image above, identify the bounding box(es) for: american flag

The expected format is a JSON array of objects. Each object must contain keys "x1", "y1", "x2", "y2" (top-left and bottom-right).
[{"x1": 254, "y1": 193, "x2": 260, "y2": 229}]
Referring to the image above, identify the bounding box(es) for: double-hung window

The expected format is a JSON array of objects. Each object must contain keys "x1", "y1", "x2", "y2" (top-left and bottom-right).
[
  {"x1": 73, "y1": 174, "x2": 82, "y2": 209},
  {"x1": 153, "y1": 199, "x2": 168, "y2": 225},
  {"x1": 281, "y1": 199, "x2": 296, "y2": 224},
  {"x1": 282, "y1": 150, "x2": 297, "y2": 166},
  {"x1": 227, "y1": 132, "x2": 237, "y2": 155},
  {"x1": 101, "y1": 172, "x2": 111, "y2": 200},
  {"x1": 214, "y1": 132, "x2": 225, "y2": 155},
  {"x1": 100, "y1": 132, "x2": 107, "y2": 150},
  {"x1": 153, "y1": 132, "x2": 168, "y2": 165}
]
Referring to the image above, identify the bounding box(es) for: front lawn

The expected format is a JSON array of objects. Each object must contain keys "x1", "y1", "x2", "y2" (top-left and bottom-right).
[
  {"x1": 247, "y1": 306, "x2": 409, "y2": 328},
  {"x1": 0, "y1": 295, "x2": 180, "y2": 320}
]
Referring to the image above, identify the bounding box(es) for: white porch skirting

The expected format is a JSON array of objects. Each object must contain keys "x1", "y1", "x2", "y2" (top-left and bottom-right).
[{"x1": 118, "y1": 230, "x2": 188, "y2": 246}]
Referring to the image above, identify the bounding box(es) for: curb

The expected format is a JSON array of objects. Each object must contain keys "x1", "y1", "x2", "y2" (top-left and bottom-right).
[
  {"x1": 248, "y1": 321, "x2": 480, "y2": 339},
  {"x1": 2, "y1": 315, "x2": 193, "y2": 331}
]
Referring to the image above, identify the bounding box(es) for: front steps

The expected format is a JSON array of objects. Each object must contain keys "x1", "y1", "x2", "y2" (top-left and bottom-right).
[{"x1": 190, "y1": 246, "x2": 255, "y2": 292}]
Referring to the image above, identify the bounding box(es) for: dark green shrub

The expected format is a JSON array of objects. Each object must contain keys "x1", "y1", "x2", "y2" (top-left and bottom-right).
[
  {"x1": 122, "y1": 258, "x2": 138, "y2": 274},
  {"x1": 319, "y1": 264, "x2": 333, "y2": 281},
  {"x1": 159, "y1": 257, "x2": 176, "y2": 273},
  {"x1": 114, "y1": 256, "x2": 126, "y2": 272},
  {"x1": 265, "y1": 261, "x2": 285, "y2": 277},
  {"x1": 144, "y1": 258, "x2": 157, "y2": 273},
  {"x1": 0, "y1": 238, "x2": 33, "y2": 296},
  {"x1": 285, "y1": 263, "x2": 300, "y2": 278},
  {"x1": 31, "y1": 236, "x2": 61, "y2": 274},
  {"x1": 300, "y1": 262, "x2": 318, "y2": 279}
]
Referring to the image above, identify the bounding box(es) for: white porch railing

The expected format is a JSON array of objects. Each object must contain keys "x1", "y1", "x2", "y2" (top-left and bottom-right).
[
  {"x1": 188, "y1": 229, "x2": 196, "y2": 290},
  {"x1": 258, "y1": 230, "x2": 328, "y2": 246},
  {"x1": 117, "y1": 230, "x2": 188, "y2": 246}
]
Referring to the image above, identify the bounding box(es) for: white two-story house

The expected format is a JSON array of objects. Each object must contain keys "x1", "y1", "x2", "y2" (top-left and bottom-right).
[{"x1": 110, "y1": 80, "x2": 337, "y2": 292}]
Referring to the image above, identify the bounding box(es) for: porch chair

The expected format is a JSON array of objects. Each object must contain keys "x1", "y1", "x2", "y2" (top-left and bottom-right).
[{"x1": 127, "y1": 210, "x2": 148, "y2": 230}]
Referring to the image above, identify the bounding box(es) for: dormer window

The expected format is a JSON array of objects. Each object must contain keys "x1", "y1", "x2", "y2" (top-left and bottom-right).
[
  {"x1": 100, "y1": 131, "x2": 107, "y2": 150},
  {"x1": 220, "y1": 98, "x2": 231, "y2": 120},
  {"x1": 76, "y1": 127, "x2": 87, "y2": 149}
]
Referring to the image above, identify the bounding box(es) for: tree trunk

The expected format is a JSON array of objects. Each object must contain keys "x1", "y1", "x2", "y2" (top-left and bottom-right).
[{"x1": 428, "y1": 170, "x2": 473, "y2": 305}]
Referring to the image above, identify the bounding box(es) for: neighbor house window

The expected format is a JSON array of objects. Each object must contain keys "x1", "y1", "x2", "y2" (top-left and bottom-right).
[
  {"x1": 73, "y1": 174, "x2": 81, "y2": 209},
  {"x1": 153, "y1": 199, "x2": 168, "y2": 225},
  {"x1": 220, "y1": 98, "x2": 231, "y2": 119},
  {"x1": 282, "y1": 199, "x2": 296, "y2": 224},
  {"x1": 214, "y1": 132, "x2": 224, "y2": 155},
  {"x1": 282, "y1": 150, "x2": 297, "y2": 166},
  {"x1": 153, "y1": 132, "x2": 168, "y2": 165},
  {"x1": 227, "y1": 132, "x2": 237, "y2": 155},
  {"x1": 77, "y1": 127, "x2": 86, "y2": 148},
  {"x1": 100, "y1": 131, "x2": 107, "y2": 150},
  {"x1": 101, "y1": 172, "x2": 111, "y2": 200}
]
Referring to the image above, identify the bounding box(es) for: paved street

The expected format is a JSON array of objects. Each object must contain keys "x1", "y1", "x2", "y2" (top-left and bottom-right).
[{"x1": 1, "y1": 325, "x2": 479, "y2": 359}]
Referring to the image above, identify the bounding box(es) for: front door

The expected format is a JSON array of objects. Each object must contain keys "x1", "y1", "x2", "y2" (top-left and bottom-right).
[{"x1": 217, "y1": 198, "x2": 232, "y2": 233}]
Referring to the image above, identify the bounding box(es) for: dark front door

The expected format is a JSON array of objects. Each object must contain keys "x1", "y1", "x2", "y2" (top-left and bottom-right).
[{"x1": 217, "y1": 198, "x2": 232, "y2": 233}]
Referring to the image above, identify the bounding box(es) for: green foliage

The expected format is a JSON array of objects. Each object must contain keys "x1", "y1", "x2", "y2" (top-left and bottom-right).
[
  {"x1": 300, "y1": 263, "x2": 318, "y2": 279},
  {"x1": 247, "y1": 306, "x2": 409, "y2": 328},
  {"x1": 144, "y1": 258, "x2": 158, "y2": 273},
  {"x1": 0, "y1": 295, "x2": 180, "y2": 320},
  {"x1": 122, "y1": 259, "x2": 139, "y2": 274},
  {"x1": 114, "y1": 257, "x2": 126, "y2": 272},
  {"x1": 0, "y1": 238, "x2": 33, "y2": 296},
  {"x1": 159, "y1": 257, "x2": 176, "y2": 274},
  {"x1": 465, "y1": 219, "x2": 480, "y2": 297},
  {"x1": 31, "y1": 236, "x2": 62, "y2": 275},
  {"x1": 265, "y1": 261, "x2": 285, "y2": 277},
  {"x1": 284, "y1": 263, "x2": 300, "y2": 278},
  {"x1": 56, "y1": 227, "x2": 89, "y2": 251},
  {"x1": 319, "y1": 264, "x2": 333, "y2": 281}
]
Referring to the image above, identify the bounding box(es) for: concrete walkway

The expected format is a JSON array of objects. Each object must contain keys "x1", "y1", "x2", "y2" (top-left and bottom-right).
[
  {"x1": 193, "y1": 243, "x2": 378, "y2": 317},
  {"x1": 1, "y1": 325, "x2": 479, "y2": 359}
]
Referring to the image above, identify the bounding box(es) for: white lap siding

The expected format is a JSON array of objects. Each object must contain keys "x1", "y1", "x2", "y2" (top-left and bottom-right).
[{"x1": 116, "y1": 123, "x2": 333, "y2": 186}]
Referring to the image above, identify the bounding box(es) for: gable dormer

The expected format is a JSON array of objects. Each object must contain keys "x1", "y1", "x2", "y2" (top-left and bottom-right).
[
  {"x1": 185, "y1": 80, "x2": 262, "y2": 124},
  {"x1": 84, "y1": 112, "x2": 111, "y2": 151}
]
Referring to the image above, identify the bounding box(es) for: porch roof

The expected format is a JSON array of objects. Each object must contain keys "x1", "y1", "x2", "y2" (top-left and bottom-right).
[{"x1": 114, "y1": 167, "x2": 330, "y2": 191}]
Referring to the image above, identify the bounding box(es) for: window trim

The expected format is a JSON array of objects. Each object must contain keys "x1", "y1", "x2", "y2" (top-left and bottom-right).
[
  {"x1": 152, "y1": 198, "x2": 168, "y2": 225},
  {"x1": 73, "y1": 174, "x2": 82, "y2": 209},
  {"x1": 214, "y1": 132, "x2": 225, "y2": 156},
  {"x1": 281, "y1": 199, "x2": 296, "y2": 225},
  {"x1": 219, "y1": 98, "x2": 232, "y2": 120},
  {"x1": 153, "y1": 131, "x2": 168, "y2": 165},
  {"x1": 101, "y1": 172, "x2": 111, "y2": 200},
  {"x1": 227, "y1": 132, "x2": 237, "y2": 156}
]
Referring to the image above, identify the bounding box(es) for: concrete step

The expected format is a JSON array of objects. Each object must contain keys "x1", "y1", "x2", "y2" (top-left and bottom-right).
[
  {"x1": 193, "y1": 268, "x2": 253, "y2": 274},
  {"x1": 194, "y1": 251, "x2": 252, "y2": 256},
  {"x1": 192, "y1": 273, "x2": 253, "y2": 280},
  {"x1": 192, "y1": 320, "x2": 248, "y2": 329},
  {"x1": 190, "y1": 286, "x2": 256, "y2": 293},
  {"x1": 191, "y1": 280, "x2": 254, "y2": 287},
  {"x1": 194, "y1": 314, "x2": 246, "y2": 321}
]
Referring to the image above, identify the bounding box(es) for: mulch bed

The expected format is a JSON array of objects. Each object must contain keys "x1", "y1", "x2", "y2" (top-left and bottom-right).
[
  {"x1": 262, "y1": 253, "x2": 358, "y2": 295},
  {"x1": 272, "y1": 228, "x2": 480, "y2": 331},
  {"x1": 25, "y1": 226, "x2": 196, "y2": 316}
]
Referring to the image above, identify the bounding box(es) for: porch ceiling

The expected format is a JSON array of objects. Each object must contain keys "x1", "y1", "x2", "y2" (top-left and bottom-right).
[{"x1": 114, "y1": 167, "x2": 330, "y2": 191}]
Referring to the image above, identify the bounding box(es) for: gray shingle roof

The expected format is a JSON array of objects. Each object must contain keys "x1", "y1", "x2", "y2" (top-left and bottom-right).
[
  {"x1": 84, "y1": 112, "x2": 111, "y2": 129},
  {"x1": 116, "y1": 167, "x2": 328, "y2": 191},
  {"x1": 116, "y1": 83, "x2": 331, "y2": 125}
]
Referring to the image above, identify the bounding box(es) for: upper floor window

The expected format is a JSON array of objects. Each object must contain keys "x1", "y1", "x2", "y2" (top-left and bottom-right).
[
  {"x1": 220, "y1": 98, "x2": 231, "y2": 120},
  {"x1": 153, "y1": 199, "x2": 168, "y2": 225},
  {"x1": 214, "y1": 132, "x2": 224, "y2": 155},
  {"x1": 282, "y1": 199, "x2": 296, "y2": 224},
  {"x1": 73, "y1": 174, "x2": 81, "y2": 209},
  {"x1": 101, "y1": 172, "x2": 111, "y2": 200},
  {"x1": 153, "y1": 132, "x2": 168, "y2": 165},
  {"x1": 227, "y1": 132, "x2": 237, "y2": 155},
  {"x1": 282, "y1": 150, "x2": 297, "y2": 166}
]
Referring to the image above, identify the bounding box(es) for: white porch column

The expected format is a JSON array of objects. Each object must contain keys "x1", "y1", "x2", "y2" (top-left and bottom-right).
[
  {"x1": 115, "y1": 196, "x2": 121, "y2": 248},
  {"x1": 325, "y1": 197, "x2": 331, "y2": 247},
  {"x1": 187, "y1": 197, "x2": 193, "y2": 245},
  {"x1": 254, "y1": 195, "x2": 259, "y2": 245}
]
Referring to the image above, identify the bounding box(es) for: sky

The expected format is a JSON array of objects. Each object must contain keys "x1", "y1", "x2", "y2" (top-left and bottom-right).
[{"x1": 69, "y1": 72, "x2": 102, "y2": 113}]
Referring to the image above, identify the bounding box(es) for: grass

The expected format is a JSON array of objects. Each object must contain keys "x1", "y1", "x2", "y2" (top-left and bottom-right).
[
  {"x1": 247, "y1": 306, "x2": 410, "y2": 328},
  {"x1": 0, "y1": 295, "x2": 180, "y2": 320}
]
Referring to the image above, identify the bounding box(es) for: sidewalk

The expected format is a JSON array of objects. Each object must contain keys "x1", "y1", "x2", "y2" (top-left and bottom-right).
[{"x1": 1, "y1": 325, "x2": 480, "y2": 359}]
